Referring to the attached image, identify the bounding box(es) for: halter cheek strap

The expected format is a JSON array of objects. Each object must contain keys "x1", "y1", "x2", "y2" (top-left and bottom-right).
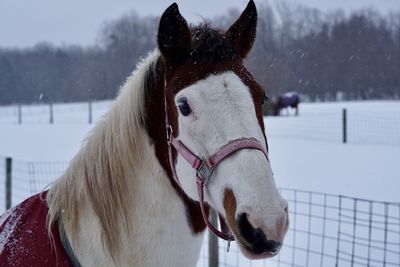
[
  {"x1": 163, "y1": 75, "x2": 269, "y2": 242},
  {"x1": 166, "y1": 125, "x2": 269, "y2": 241}
]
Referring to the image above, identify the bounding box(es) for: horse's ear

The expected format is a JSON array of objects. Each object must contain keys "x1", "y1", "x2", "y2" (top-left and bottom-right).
[
  {"x1": 226, "y1": 0, "x2": 257, "y2": 58},
  {"x1": 158, "y1": 3, "x2": 191, "y2": 66}
]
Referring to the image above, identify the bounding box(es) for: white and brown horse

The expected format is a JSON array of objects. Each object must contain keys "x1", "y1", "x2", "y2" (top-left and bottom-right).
[{"x1": 0, "y1": 1, "x2": 288, "y2": 266}]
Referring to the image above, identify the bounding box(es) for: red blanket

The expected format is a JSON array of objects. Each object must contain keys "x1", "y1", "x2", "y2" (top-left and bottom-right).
[{"x1": 0, "y1": 192, "x2": 72, "y2": 266}]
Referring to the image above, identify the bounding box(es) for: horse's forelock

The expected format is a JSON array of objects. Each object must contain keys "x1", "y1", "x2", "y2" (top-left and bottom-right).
[{"x1": 189, "y1": 24, "x2": 238, "y2": 64}]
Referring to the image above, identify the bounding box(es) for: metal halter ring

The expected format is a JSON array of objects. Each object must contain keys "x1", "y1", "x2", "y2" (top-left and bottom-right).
[
  {"x1": 196, "y1": 160, "x2": 213, "y2": 184},
  {"x1": 166, "y1": 125, "x2": 173, "y2": 141}
]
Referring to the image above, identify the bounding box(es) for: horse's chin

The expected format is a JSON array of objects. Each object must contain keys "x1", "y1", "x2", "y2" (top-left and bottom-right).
[
  {"x1": 224, "y1": 216, "x2": 282, "y2": 260},
  {"x1": 235, "y1": 239, "x2": 280, "y2": 260}
]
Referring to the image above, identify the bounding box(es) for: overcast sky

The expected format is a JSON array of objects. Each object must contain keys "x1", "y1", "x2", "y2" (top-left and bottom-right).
[{"x1": 0, "y1": 0, "x2": 399, "y2": 48}]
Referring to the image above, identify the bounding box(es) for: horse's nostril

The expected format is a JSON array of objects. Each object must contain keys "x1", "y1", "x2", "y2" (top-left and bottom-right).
[
  {"x1": 238, "y1": 213, "x2": 261, "y2": 243},
  {"x1": 269, "y1": 241, "x2": 281, "y2": 253},
  {"x1": 283, "y1": 204, "x2": 289, "y2": 229},
  {"x1": 237, "y1": 213, "x2": 281, "y2": 255}
]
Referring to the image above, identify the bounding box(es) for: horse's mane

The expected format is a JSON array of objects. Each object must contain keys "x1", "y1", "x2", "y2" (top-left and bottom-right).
[
  {"x1": 46, "y1": 50, "x2": 161, "y2": 258},
  {"x1": 46, "y1": 23, "x2": 236, "y2": 260}
]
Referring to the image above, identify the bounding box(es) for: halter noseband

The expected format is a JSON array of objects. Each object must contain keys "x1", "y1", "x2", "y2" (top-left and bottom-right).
[{"x1": 166, "y1": 125, "x2": 269, "y2": 241}]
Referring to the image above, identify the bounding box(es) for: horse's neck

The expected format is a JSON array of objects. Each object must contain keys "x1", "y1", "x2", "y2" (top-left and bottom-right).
[
  {"x1": 61, "y1": 101, "x2": 203, "y2": 266},
  {"x1": 53, "y1": 52, "x2": 206, "y2": 265},
  {"x1": 69, "y1": 134, "x2": 204, "y2": 266},
  {"x1": 127, "y1": 141, "x2": 206, "y2": 265}
]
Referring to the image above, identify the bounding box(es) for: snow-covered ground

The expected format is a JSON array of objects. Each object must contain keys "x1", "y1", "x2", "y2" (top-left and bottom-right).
[
  {"x1": 1, "y1": 100, "x2": 399, "y2": 201},
  {"x1": 270, "y1": 138, "x2": 400, "y2": 202},
  {"x1": 0, "y1": 100, "x2": 399, "y2": 266}
]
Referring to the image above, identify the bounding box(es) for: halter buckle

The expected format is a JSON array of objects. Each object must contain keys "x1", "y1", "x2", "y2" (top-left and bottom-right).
[
  {"x1": 196, "y1": 160, "x2": 213, "y2": 184},
  {"x1": 166, "y1": 125, "x2": 173, "y2": 141}
]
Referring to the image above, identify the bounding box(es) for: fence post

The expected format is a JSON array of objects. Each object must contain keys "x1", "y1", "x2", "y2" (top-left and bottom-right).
[
  {"x1": 88, "y1": 100, "x2": 93, "y2": 124},
  {"x1": 5, "y1": 157, "x2": 12, "y2": 210},
  {"x1": 18, "y1": 104, "x2": 22, "y2": 124},
  {"x1": 208, "y1": 210, "x2": 219, "y2": 267},
  {"x1": 342, "y1": 108, "x2": 347, "y2": 143},
  {"x1": 49, "y1": 102, "x2": 54, "y2": 124}
]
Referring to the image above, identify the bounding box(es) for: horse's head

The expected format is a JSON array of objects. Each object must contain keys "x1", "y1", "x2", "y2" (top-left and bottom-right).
[{"x1": 157, "y1": 1, "x2": 288, "y2": 259}]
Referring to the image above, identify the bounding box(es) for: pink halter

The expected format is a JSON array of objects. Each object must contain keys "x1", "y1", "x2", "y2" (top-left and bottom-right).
[{"x1": 166, "y1": 125, "x2": 269, "y2": 241}]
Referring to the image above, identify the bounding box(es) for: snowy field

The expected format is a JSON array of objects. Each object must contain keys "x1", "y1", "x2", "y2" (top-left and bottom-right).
[
  {"x1": 1, "y1": 100, "x2": 399, "y2": 201},
  {"x1": 0, "y1": 100, "x2": 399, "y2": 266}
]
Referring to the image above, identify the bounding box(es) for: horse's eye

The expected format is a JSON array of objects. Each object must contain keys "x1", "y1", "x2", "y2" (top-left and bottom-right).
[{"x1": 177, "y1": 97, "x2": 191, "y2": 116}]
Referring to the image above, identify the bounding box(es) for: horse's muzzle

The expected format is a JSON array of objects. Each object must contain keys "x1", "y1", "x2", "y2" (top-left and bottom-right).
[{"x1": 237, "y1": 213, "x2": 282, "y2": 256}]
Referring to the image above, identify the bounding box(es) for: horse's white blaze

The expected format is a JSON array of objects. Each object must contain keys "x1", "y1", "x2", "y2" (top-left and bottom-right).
[{"x1": 175, "y1": 71, "x2": 288, "y2": 242}]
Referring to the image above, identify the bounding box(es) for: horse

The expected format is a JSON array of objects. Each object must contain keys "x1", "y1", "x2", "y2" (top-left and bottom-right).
[
  {"x1": 274, "y1": 91, "x2": 300, "y2": 116},
  {"x1": 0, "y1": 1, "x2": 288, "y2": 266}
]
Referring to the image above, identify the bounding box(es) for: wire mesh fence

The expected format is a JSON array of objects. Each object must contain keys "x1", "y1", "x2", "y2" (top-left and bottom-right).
[
  {"x1": 197, "y1": 189, "x2": 400, "y2": 267},
  {"x1": 0, "y1": 101, "x2": 112, "y2": 124},
  {"x1": 10, "y1": 159, "x2": 69, "y2": 206},
  {"x1": 347, "y1": 112, "x2": 400, "y2": 146},
  {"x1": 265, "y1": 110, "x2": 400, "y2": 146},
  {"x1": 266, "y1": 111, "x2": 343, "y2": 143},
  {"x1": 2, "y1": 101, "x2": 400, "y2": 146},
  {"x1": 1, "y1": 157, "x2": 399, "y2": 267},
  {"x1": 0, "y1": 158, "x2": 5, "y2": 210}
]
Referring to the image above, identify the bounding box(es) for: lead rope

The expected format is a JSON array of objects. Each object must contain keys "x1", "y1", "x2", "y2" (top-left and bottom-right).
[
  {"x1": 196, "y1": 175, "x2": 235, "y2": 241},
  {"x1": 218, "y1": 214, "x2": 232, "y2": 252}
]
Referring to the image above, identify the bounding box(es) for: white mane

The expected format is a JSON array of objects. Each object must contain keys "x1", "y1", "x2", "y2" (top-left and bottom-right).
[{"x1": 47, "y1": 50, "x2": 161, "y2": 259}]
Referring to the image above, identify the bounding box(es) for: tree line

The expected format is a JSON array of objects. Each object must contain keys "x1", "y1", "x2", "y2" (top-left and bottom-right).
[{"x1": 0, "y1": 2, "x2": 399, "y2": 104}]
